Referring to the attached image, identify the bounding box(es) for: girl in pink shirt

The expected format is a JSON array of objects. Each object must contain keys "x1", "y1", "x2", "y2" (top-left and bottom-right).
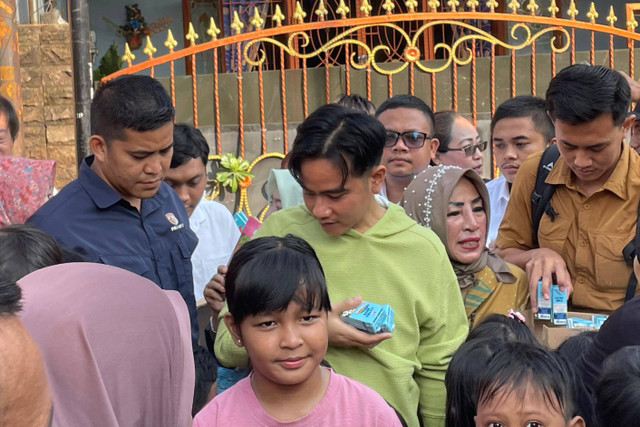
[{"x1": 193, "y1": 235, "x2": 402, "y2": 426}]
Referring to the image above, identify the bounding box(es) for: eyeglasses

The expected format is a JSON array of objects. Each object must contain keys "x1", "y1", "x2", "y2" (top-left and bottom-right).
[
  {"x1": 385, "y1": 131, "x2": 430, "y2": 149},
  {"x1": 445, "y1": 140, "x2": 488, "y2": 157}
]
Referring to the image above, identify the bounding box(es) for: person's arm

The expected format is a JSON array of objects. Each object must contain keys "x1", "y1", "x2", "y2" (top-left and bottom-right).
[
  {"x1": 415, "y1": 271, "x2": 468, "y2": 426},
  {"x1": 618, "y1": 70, "x2": 640, "y2": 102}
]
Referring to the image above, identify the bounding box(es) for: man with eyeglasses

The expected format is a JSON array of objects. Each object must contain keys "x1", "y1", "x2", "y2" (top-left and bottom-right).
[{"x1": 375, "y1": 95, "x2": 439, "y2": 203}]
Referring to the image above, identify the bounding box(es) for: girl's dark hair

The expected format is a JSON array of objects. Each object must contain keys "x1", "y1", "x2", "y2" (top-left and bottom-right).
[
  {"x1": 433, "y1": 110, "x2": 462, "y2": 153},
  {"x1": 557, "y1": 331, "x2": 597, "y2": 359},
  {"x1": 595, "y1": 346, "x2": 640, "y2": 427},
  {"x1": 0, "y1": 224, "x2": 63, "y2": 282},
  {"x1": 289, "y1": 104, "x2": 386, "y2": 188},
  {"x1": 466, "y1": 313, "x2": 538, "y2": 344},
  {"x1": 476, "y1": 342, "x2": 581, "y2": 422},
  {"x1": 445, "y1": 338, "x2": 504, "y2": 427},
  {"x1": 225, "y1": 235, "x2": 331, "y2": 324}
]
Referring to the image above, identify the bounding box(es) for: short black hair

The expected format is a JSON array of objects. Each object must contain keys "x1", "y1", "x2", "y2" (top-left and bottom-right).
[
  {"x1": 289, "y1": 104, "x2": 386, "y2": 187},
  {"x1": 0, "y1": 225, "x2": 63, "y2": 283},
  {"x1": 0, "y1": 96, "x2": 19, "y2": 141},
  {"x1": 0, "y1": 276, "x2": 22, "y2": 315},
  {"x1": 335, "y1": 93, "x2": 376, "y2": 115},
  {"x1": 445, "y1": 338, "x2": 504, "y2": 427},
  {"x1": 433, "y1": 110, "x2": 462, "y2": 152},
  {"x1": 546, "y1": 64, "x2": 630, "y2": 126},
  {"x1": 595, "y1": 346, "x2": 640, "y2": 426},
  {"x1": 557, "y1": 330, "x2": 597, "y2": 360},
  {"x1": 466, "y1": 313, "x2": 538, "y2": 344},
  {"x1": 491, "y1": 96, "x2": 555, "y2": 143},
  {"x1": 225, "y1": 235, "x2": 331, "y2": 324},
  {"x1": 91, "y1": 75, "x2": 175, "y2": 143},
  {"x1": 375, "y1": 94, "x2": 435, "y2": 133},
  {"x1": 477, "y1": 342, "x2": 581, "y2": 421},
  {"x1": 170, "y1": 123, "x2": 210, "y2": 168}
]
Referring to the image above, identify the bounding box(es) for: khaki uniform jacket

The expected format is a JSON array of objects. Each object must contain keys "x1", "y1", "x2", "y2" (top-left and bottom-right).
[{"x1": 496, "y1": 144, "x2": 640, "y2": 311}]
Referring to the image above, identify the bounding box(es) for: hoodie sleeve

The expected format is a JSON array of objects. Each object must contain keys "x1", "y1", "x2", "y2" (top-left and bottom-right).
[{"x1": 415, "y1": 257, "x2": 468, "y2": 426}]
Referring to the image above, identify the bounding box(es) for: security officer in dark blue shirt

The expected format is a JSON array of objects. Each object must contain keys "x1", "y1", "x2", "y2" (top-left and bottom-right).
[{"x1": 28, "y1": 75, "x2": 199, "y2": 342}]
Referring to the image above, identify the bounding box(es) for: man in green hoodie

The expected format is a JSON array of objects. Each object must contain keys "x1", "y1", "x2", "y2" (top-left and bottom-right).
[{"x1": 209, "y1": 104, "x2": 468, "y2": 427}]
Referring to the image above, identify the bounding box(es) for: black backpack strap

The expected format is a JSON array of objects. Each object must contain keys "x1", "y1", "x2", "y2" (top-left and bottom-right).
[
  {"x1": 622, "y1": 199, "x2": 640, "y2": 302},
  {"x1": 530, "y1": 144, "x2": 560, "y2": 247}
]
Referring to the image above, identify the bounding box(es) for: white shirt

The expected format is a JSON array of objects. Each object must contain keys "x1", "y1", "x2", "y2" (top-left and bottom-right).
[
  {"x1": 486, "y1": 175, "x2": 510, "y2": 245},
  {"x1": 189, "y1": 198, "x2": 241, "y2": 301}
]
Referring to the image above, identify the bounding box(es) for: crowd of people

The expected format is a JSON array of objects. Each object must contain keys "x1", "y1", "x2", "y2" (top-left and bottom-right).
[{"x1": 1, "y1": 63, "x2": 640, "y2": 426}]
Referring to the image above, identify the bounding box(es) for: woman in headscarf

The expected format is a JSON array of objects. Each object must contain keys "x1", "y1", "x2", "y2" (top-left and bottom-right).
[
  {"x1": 18, "y1": 263, "x2": 195, "y2": 427},
  {"x1": 402, "y1": 165, "x2": 528, "y2": 328}
]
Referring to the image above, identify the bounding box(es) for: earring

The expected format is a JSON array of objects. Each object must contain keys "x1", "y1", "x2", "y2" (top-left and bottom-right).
[{"x1": 237, "y1": 339, "x2": 242, "y2": 344}]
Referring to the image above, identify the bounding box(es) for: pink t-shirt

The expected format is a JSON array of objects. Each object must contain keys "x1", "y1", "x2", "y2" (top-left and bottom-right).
[{"x1": 193, "y1": 368, "x2": 402, "y2": 426}]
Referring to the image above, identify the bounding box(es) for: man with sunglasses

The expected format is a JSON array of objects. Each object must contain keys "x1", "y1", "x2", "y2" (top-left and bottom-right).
[{"x1": 375, "y1": 95, "x2": 439, "y2": 203}]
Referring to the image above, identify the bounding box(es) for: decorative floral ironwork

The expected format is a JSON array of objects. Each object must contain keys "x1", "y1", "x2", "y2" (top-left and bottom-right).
[
  {"x1": 242, "y1": 20, "x2": 570, "y2": 75},
  {"x1": 215, "y1": 153, "x2": 254, "y2": 193}
]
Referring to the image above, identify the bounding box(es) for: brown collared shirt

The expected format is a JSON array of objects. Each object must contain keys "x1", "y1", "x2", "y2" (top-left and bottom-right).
[{"x1": 496, "y1": 144, "x2": 640, "y2": 311}]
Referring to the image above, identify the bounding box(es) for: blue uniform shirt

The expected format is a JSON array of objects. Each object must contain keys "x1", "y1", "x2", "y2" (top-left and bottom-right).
[{"x1": 28, "y1": 156, "x2": 199, "y2": 342}]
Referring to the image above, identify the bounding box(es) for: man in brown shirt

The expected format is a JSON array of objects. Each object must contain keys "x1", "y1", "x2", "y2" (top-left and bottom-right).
[{"x1": 496, "y1": 64, "x2": 640, "y2": 312}]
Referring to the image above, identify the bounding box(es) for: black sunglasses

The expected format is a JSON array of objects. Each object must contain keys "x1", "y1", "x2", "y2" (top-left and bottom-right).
[
  {"x1": 445, "y1": 140, "x2": 488, "y2": 157},
  {"x1": 385, "y1": 131, "x2": 430, "y2": 149}
]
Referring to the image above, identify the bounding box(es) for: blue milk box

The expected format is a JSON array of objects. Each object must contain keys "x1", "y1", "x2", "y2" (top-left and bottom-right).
[
  {"x1": 341, "y1": 302, "x2": 395, "y2": 334},
  {"x1": 535, "y1": 280, "x2": 551, "y2": 320},
  {"x1": 551, "y1": 285, "x2": 568, "y2": 325}
]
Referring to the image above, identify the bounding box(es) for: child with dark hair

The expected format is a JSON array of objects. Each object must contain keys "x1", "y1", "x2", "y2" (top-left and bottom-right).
[
  {"x1": 445, "y1": 338, "x2": 503, "y2": 427},
  {"x1": 465, "y1": 312, "x2": 538, "y2": 344},
  {"x1": 556, "y1": 331, "x2": 597, "y2": 360},
  {"x1": 595, "y1": 346, "x2": 640, "y2": 427},
  {"x1": 0, "y1": 224, "x2": 63, "y2": 282},
  {"x1": 194, "y1": 235, "x2": 401, "y2": 426},
  {"x1": 475, "y1": 342, "x2": 585, "y2": 427}
]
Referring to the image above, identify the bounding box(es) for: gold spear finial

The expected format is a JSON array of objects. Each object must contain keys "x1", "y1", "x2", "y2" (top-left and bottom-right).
[
  {"x1": 382, "y1": 0, "x2": 395, "y2": 13},
  {"x1": 486, "y1": 0, "x2": 498, "y2": 13},
  {"x1": 548, "y1": 0, "x2": 559, "y2": 17},
  {"x1": 405, "y1": 0, "x2": 419, "y2": 13},
  {"x1": 336, "y1": 0, "x2": 351, "y2": 18},
  {"x1": 207, "y1": 18, "x2": 221, "y2": 39},
  {"x1": 508, "y1": 0, "x2": 520, "y2": 13},
  {"x1": 467, "y1": 0, "x2": 479, "y2": 11},
  {"x1": 293, "y1": 1, "x2": 307, "y2": 23},
  {"x1": 315, "y1": 0, "x2": 328, "y2": 20},
  {"x1": 526, "y1": 0, "x2": 538, "y2": 15},
  {"x1": 122, "y1": 42, "x2": 135, "y2": 65},
  {"x1": 360, "y1": 0, "x2": 373, "y2": 15},
  {"x1": 447, "y1": 0, "x2": 460, "y2": 11},
  {"x1": 143, "y1": 36, "x2": 156, "y2": 58},
  {"x1": 585, "y1": 2, "x2": 598, "y2": 23},
  {"x1": 428, "y1": 0, "x2": 441, "y2": 12},
  {"x1": 272, "y1": 5, "x2": 285, "y2": 26},
  {"x1": 567, "y1": 0, "x2": 578, "y2": 20},
  {"x1": 231, "y1": 11, "x2": 244, "y2": 33},
  {"x1": 185, "y1": 22, "x2": 199, "y2": 45},
  {"x1": 164, "y1": 29, "x2": 178, "y2": 51},
  {"x1": 606, "y1": 6, "x2": 617, "y2": 26},
  {"x1": 249, "y1": 7, "x2": 264, "y2": 29}
]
